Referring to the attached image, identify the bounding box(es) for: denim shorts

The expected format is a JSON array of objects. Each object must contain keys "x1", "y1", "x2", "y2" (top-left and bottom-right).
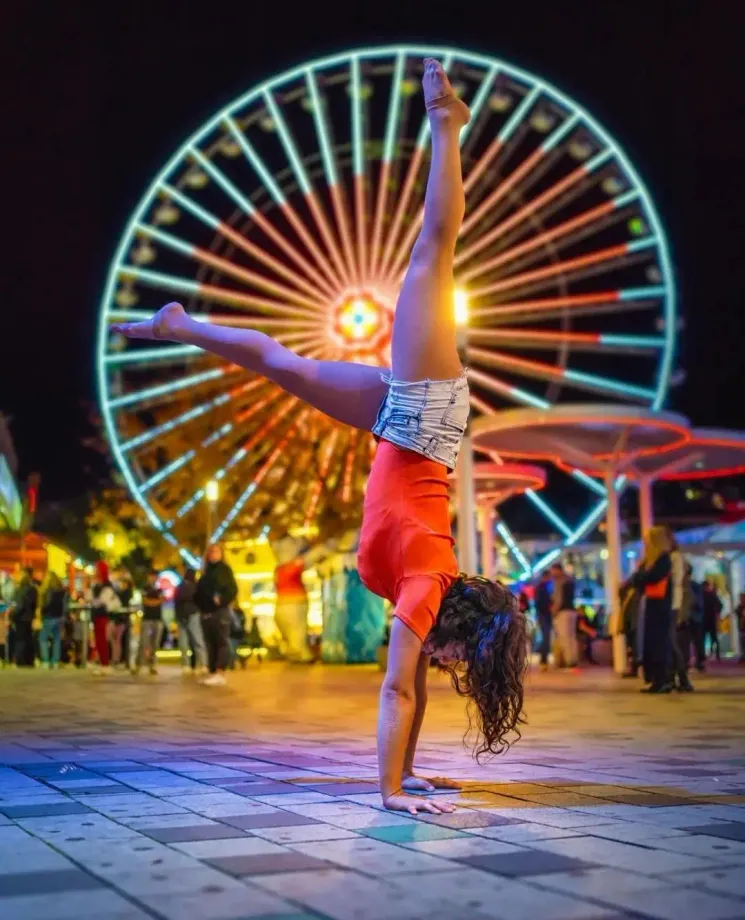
[{"x1": 371, "y1": 372, "x2": 470, "y2": 470}]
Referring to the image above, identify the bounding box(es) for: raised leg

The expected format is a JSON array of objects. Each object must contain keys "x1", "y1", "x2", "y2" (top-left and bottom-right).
[
  {"x1": 111, "y1": 303, "x2": 388, "y2": 431},
  {"x1": 390, "y1": 58, "x2": 470, "y2": 382}
]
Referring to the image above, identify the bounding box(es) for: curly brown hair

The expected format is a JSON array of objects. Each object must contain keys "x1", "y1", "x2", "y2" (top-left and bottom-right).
[{"x1": 428, "y1": 575, "x2": 529, "y2": 759}]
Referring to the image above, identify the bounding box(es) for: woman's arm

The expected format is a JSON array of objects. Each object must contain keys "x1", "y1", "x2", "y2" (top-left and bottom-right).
[
  {"x1": 631, "y1": 554, "x2": 671, "y2": 590},
  {"x1": 403, "y1": 651, "x2": 430, "y2": 776},
  {"x1": 377, "y1": 619, "x2": 454, "y2": 815}
]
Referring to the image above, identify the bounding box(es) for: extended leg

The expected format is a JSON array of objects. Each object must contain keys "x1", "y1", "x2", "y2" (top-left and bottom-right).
[
  {"x1": 390, "y1": 59, "x2": 470, "y2": 382},
  {"x1": 112, "y1": 303, "x2": 388, "y2": 431}
]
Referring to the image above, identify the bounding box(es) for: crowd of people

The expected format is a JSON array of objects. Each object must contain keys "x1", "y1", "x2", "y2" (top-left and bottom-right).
[{"x1": 0, "y1": 544, "x2": 263, "y2": 685}]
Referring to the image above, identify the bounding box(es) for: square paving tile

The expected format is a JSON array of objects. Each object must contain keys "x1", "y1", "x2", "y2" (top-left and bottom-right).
[
  {"x1": 142, "y1": 823, "x2": 251, "y2": 843},
  {"x1": 210, "y1": 851, "x2": 333, "y2": 875},
  {"x1": 680, "y1": 821, "x2": 745, "y2": 841},
  {"x1": 221, "y1": 812, "x2": 321, "y2": 830},
  {"x1": 462, "y1": 848, "x2": 598, "y2": 876},
  {"x1": 361, "y1": 823, "x2": 466, "y2": 843},
  {"x1": 0, "y1": 867, "x2": 103, "y2": 897},
  {"x1": 0, "y1": 802, "x2": 92, "y2": 818}
]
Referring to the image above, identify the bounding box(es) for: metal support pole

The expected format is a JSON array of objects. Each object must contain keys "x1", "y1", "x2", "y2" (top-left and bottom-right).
[
  {"x1": 479, "y1": 503, "x2": 495, "y2": 578},
  {"x1": 456, "y1": 428, "x2": 478, "y2": 574},
  {"x1": 638, "y1": 476, "x2": 654, "y2": 536},
  {"x1": 605, "y1": 468, "x2": 626, "y2": 674}
]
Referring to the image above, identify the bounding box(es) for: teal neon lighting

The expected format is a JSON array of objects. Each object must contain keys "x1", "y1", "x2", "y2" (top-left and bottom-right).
[
  {"x1": 564, "y1": 368, "x2": 656, "y2": 401},
  {"x1": 120, "y1": 392, "x2": 231, "y2": 453},
  {"x1": 599, "y1": 334, "x2": 664, "y2": 349},
  {"x1": 176, "y1": 487, "x2": 205, "y2": 519},
  {"x1": 566, "y1": 500, "x2": 608, "y2": 546},
  {"x1": 584, "y1": 149, "x2": 612, "y2": 173},
  {"x1": 96, "y1": 44, "x2": 676, "y2": 557},
  {"x1": 140, "y1": 449, "x2": 196, "y2": 494},
  {"x1": 613, "y1": 189, "x2": 640, "y2": 209},
  {"x1": 510, "y1": 386, "x2": 550, "y2": 410},
  {"x1": 189, "y1": 147, "x2": 256, "y2": 215},
  {"x1": 118, "y1": 266, "x2": 200, "y2": 297},
  {"x1": 571, "y1": 469, "x2": 606, "y2": 497},
  {"x1": 223, "y1": 117, "x2": 286, "y2": 205},
  {"x1": 627, "y1": 236, "x2": 657, "y2": 253},
  {"x1": 525, "y1": 490, "x2": 573, "y2": 537},
  {"x1": 212, "y1": 482, "x2": 257, "y2": 542},
  {"x1": 619, "y1": 285, "x2": 666, "y2": 301},
  {"x1": 383, "y1": 53, "x2": 405, "y2": 163},
  {"x1": 498, "y1": 86, "x2": 539, "y2": 144},
  {"x1": 137, "y1": 223, "x2": 194, "y2": 257},
  {"x1": 460, "y1": 65, "x2": 498, "y2": 145},
  {"x1": 350, "y1": 55, "x2": 364, "y2": 177},
  {"x1": 532, "y1": 547, "x2": 562, "y2": 574},
  {"x1": 306, "y1": 69, "x2": 338, "y2": 187},
  {"x1": 107, "y1": 368, "x2": 224, "y2": 410},
  {"x1": 541, "y1": 113, "x2": 579, "y2": 153},
  {"x1": 496, "y1": 520, "x2": 531, "y2": 572},
  {"x1": 263, "y1": 91, "x2": 311, "y2": 196},
  {"x1": 104, "y1": 345, "x2": 199, "y2": 366}
]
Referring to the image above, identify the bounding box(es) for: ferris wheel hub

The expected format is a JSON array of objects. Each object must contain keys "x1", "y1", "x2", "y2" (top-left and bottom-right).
[{"x1": 330, "y1": 290, "x2": 393, "y2": 362}]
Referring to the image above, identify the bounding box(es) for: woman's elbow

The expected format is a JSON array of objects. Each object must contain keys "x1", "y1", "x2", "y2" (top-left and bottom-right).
[{"x1": 381, "y1": 676, "x2": 416, "y2": 705}]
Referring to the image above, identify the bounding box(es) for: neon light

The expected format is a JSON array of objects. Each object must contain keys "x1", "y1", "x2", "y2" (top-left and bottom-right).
[
  {"x1": 599, "y1": 334, "x2": 664, "y2": 349},
  {"x1": 498, "y1": 85, "x2": 539, "y2": 143},
  {"x1": 525, "y1": 490, "x2": 573, "y2": 537},
  {"x1": 459, "y1": 65, "x2": 498, "y2": 144},
  {"x1": 189, "y1": 147, "x2": 256, "y2": 214},
  {"x1": 571, "y1": 469, "x2": 607, "y2": 497},
  {"x1": 541, "y1": 112, "x2": 579, "y2": 152},
  {"x1": 305, "y1": 69, "x2": 338, "y2": 187},
  {"x1": 627, "y1": 236, "x2": 657, "y2": 253},
  {"x1": 350, "y1": 55, "x2": 364, "y2": 177},
  {"x1": 104, "y1": 345, "x2": 198, "y2": 365},
  {"x1": 383, "y1": 53, "x2": 405, "y2": 164},
  {"x1": 223, "y1": 116, "x2": 285, "y2": 205},
  {"x1": 496, "y1": 520, "x2": 531, "y2": 572},
  {"x1": 532, "y1": 547, "x2": 562, "y2": 574},
  {"x1": 563, "y1": 369, "x2": 656, "y2": 401},
  {"x1": 107, "y1": 368, "x2": 227, "y2": 409},
  {"x1": 619, "y1": 285, "x2": 666, "y2": 301},
  {"x1": 140, "y1": 450, "x2": 196, "y2": 493},
  {"x1": 565, "y1": 500, "x2": 609, "y2": 546},
  {"x1": 263, "y1": 91, "x2": 311, "y2": 196}
]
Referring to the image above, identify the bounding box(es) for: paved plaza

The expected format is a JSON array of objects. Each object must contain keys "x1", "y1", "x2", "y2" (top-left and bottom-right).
[{"x1": 1, "y1": 662, "x2": 745, "y2": 920}]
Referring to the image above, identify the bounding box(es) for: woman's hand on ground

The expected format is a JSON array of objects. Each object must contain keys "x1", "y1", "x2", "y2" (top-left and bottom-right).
[
  {"x1": 402, "y1": 773, "x2": 462, "y2": 793},
  {"x1": 383, "y1": 791, "x2": 456, "y2": 815}
]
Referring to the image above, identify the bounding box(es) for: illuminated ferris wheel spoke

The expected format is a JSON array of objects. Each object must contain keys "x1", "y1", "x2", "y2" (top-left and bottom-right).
[
  {"x1": 469, "y1": 346, "x2": 656, "y2": 402},
  {"x1": 305, "y1": 69, "x2": 359, "y2": 283},
  {"x1": 369, "y1": 52, "x2": 406, "y2": 277},
  {"x1": 217, "y1": 122, "x2": 341, "y2": 298},
  {"x1": 350, "y1": 55, "x2": 367, "y2": 281},
  {"x1": 161, "y1": 183, "x2": 332, "y2": 304},
  {"x1": 119, "y1": 265, "x2": 323, "y2": 321},
  {"x1": 99, "y1": 46, "x2": 676, "y2": 554},
  {"x1": 466, "y1": 366, "x2": 550, "y2": 410},
  {"x1": 525, "y1": 489, "x2": 573, "y2": 538},
  {"x1": 385, "y1": 65, "x2": 499, "y2": 281},
  {"x1": 107, "y1": 365, "x2": 237, "y2": 411},
  {"x1": 262, "y1": 91, "x2": 350, "y2": 288},
  {"x1": 378, "y1": 54, "x2": 455, "y2": 281},
  {"x1": 455, "y1": 150, "x2": 611, "y2": 271},
  {"x1": 468, "y1": 239, "x2": 652, "y2": 299},
  {"x1": 469, "y1": 328, "x2": 664, "y2": 354},
  {"x1": 136, "y1": 223, "x2": 327, "y2": 316}
]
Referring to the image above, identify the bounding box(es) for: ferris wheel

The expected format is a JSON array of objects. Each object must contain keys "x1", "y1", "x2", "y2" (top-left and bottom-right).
[{"x1": 96, "y1": 44, "x2": 676, "y2": 571}]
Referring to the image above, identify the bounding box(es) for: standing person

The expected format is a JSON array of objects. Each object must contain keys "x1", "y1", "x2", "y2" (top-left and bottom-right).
[
  {"x1": 633, "y1": 526, "x2": 673, "y2": 693},
  {"x1": 619, "y1": 578, "x2": 642, "y2": 677},
  {"x1": 112, "y1": 59, "x2": 530, "y2": 814},
  {"x1": 11, "y1": 568, "x2": 38, "y2": 666},
  {"x1": 701, "y1": 580, "x2": 723, "y2": 663},
  {"x1": 135, "y1": 570, "x2": 164, "y2": 676},
  {"x1": 736, "y1": 592, "x2": 745, "y2": 664},
  {"x1": 174, "y1": 567, "x2": 207, "y2": 676},
  {"x1": 534, "y1": 570, "x2": 553, "y2": 672},
  {"x1": 550, "y1": 563, "x2": 578, "y2": 669},
  {"x1": 688, "y1": 572, "x2": 705, "y2": 671},
  {"x1": 670, "y1": 562, "x2": 696, "y2": 692},
  {"x1": 111, "y1": 571, "x2": 133, "y2": 669},
  {"x1": 195, "y1": 544, "x2": 238, "y2": 686},
  {"x1": 90, "y1": 561, "x2": 120, "y2": 675},
  {"x1": 39, "y1": 571, "x2": 67, "y2": 668}
]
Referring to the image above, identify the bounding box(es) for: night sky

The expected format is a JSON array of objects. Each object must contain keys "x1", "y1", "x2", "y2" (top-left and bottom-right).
[{"x1": 4, "y1": 2, "x2": 743, "y2": 504}]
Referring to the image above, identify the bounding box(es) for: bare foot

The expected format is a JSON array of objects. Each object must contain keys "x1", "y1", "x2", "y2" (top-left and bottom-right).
[
  {"x1": 111, "y1": 301, "x2": 190, "y2": 341},
  {"x1": 422, "y1": 57, "x2": 470, "y2": 127}
]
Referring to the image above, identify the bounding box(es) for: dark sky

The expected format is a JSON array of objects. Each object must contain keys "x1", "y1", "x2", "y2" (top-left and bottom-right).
[{"x1": 3, "y1": 1, "x2": 743, "y2": 502}]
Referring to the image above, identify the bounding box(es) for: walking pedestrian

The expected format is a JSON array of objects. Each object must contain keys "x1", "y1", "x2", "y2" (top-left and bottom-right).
[
  {"x1": 39, "y1": 571, "x2": 67, "y2": 668},
  {"x1": 174, "y1": 567, "x2": 207, "y2": 676},
  {"x1": 135, "y1": 570, "x2": 164, "y2": 676},
  {"x1": 633, "y1": 527, "x2": 673, "y2": 693},
  {"x1": 534, "y1": 570, "x2": 553, "y2": 671},
  {"x1": 11, "y1": 568, "x2": 37, "y2": 666},
  {"x1": 550, "y1": 563, "x2": 578, "y2": 668},
  {"x1": 702, "y1": 580, "x2": 723, "y2": 664},
  {"x1": 90, "y1": 561, "x2": 121, "y2": 675},
  {"x1": 195, "y1": 544, "x2": 238, "y2": 686}
]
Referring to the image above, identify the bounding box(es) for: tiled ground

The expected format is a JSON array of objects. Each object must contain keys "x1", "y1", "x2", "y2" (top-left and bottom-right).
[{"x1": 1, "y1": 663, "x2": 745, "y2": 920}]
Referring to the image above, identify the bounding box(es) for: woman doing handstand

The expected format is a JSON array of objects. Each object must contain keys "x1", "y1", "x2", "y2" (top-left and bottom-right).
[{"x1": 113, "y1": 59, "x2": 529, "y2": 814}]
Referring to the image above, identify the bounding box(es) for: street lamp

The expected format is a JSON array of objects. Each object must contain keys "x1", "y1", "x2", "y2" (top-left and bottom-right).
[
  {"x1": 454, "y1": 288, "x2": 477, "y2": 575},
  {"x1": 205, "y1": 479, "x2": 219, "y2": 552},
  {"x1": 105, "y1": 532, "x2": 115, "y2": 549}
]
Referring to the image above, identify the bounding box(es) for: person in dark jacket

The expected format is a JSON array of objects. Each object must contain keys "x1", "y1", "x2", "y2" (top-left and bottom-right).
[
  {"x1": 534, "y1": 570, "x2": 553, "y2": 671},
  {"x1": 195, "y1": 544, "x2": 238, "y2": 686},
  {"x1": 633, "y1": 526, "x2": 673, "y2": 694},
  {"x1": 175, "y1": 567, "x2": 207, "y2": 675},
  {"x1": 39, "y1": 571, "x2": 67, "y2": 668},
  {"x1": 11, "y1": 568, "x2": 38, "y2": 666},
  {"x1": 701, "y1": 580, "x2": 723, "y2": 663}
]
